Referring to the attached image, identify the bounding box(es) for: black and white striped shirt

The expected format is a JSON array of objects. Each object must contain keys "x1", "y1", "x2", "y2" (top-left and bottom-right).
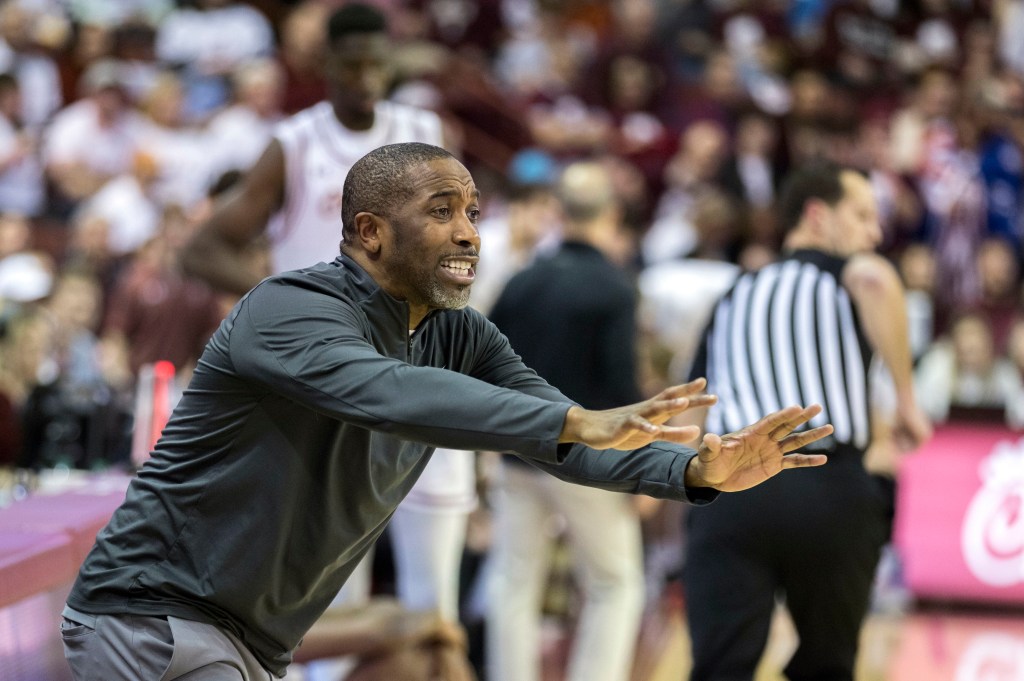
[{"x1": 690, "y1": 250, "x2": 872, "y2": 451}]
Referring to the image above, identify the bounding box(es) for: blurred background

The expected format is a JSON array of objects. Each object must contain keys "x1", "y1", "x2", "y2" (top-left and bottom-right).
[{"x1": 0, "y1": 0, "x2": 1022, "y2": 679}]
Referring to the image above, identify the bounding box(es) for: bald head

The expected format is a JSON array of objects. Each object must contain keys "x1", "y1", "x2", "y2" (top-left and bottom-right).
[
  {"x1": 341, "y1": 143, "x2": 456, "y2": 244},
  {"x1": 557, "y1": 162, "x2": 616, "y2": 224}
]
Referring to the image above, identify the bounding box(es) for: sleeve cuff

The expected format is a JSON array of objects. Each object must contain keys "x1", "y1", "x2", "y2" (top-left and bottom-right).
[{"x1": 680, "y1": 452, "x2": 720, "y2": 506}]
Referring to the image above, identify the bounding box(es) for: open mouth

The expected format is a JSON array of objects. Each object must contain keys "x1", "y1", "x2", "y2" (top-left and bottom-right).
[{"x1": 439, "y1": 258, "x2": 477, "y2": 284}]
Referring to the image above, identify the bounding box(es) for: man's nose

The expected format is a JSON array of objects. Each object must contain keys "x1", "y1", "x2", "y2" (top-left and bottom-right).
[{"x1": 453, "y1": 216, "x2": 481, "y2": 249}]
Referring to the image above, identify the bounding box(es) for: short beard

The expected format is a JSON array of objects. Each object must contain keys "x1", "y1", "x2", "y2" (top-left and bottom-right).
[
  {"x1": 392, "y1": 234, "x2": 473, "y2": 310},
  {"x1": 423, "y1": 279, "x2": 471, "y2": 309}
]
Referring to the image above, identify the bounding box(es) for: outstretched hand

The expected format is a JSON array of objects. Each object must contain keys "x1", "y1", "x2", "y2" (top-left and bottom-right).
[
  {"x1": 559, "y1": 379, "x2": 718, "y2": 450},
  {"x1": 685, "y1": 404, "x2": 832, "y2": 492}
]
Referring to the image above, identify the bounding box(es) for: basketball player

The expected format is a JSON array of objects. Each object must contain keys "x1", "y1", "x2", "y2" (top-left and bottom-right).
[{"x1": 181, "y1": 4, "x2": 473, "y2": 623}]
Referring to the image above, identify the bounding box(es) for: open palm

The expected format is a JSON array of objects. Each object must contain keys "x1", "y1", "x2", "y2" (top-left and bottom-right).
[
  {"x1": 689, "y1": 405, "x2": 832, "y2": 492},
  {"x1": 563, "y1": 379, "x2": 718, "y2": 450}
]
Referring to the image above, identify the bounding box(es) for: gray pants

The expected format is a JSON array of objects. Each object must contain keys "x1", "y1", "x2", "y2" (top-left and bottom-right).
[{"x1": 61, "y1": 610, "x2": 274, "y2": 680}]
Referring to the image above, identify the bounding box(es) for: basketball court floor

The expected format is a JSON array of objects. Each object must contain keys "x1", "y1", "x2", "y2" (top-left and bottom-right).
[
  {"x1": 2, "y1": 470, "x2": 1022, "y2": 681},
  {"x1": 542, "y1": 599, "x2": 1024, "y2": 681},
  {"x1": 2, "y1": 561, "x2": 1023, "y2": 680}
]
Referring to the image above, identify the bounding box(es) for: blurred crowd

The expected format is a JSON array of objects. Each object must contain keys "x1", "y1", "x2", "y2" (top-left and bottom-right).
[
  {"x1": 0, "y1": 0, "x2": 1019, "y2": 676},
  {"x1": 0, "y1": 0, "x2": 1017, "y2": 475},
  {"x1": 0, "y1": 0, "x2": 1017, "y2": 471},
  {"x1": 0, "y1": 0, "x2": 1015, "y2": 473}
]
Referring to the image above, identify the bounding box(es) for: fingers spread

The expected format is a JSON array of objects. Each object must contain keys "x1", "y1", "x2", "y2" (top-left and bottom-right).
[
  {"x1": 779, "y1": 424, "x2": 834, "y2": 452},
  {"x1": 684, "y1": 393, "x2": 717, "y2": 409},
  {"x1": 660, "y1": 378, "x2": 707, "y2": 400},
  {"x1": 630, "y1": 414, "x2": 660, "y2": 434},
  {"x1": 780, "y1": 453, "x2": 828, "y2": 469},
  {"x1": 681, "y1": 377, "x2": 707, "y2": 394},
  {"x1": 761, "y1": 404, "x2": 823, "y2": 437},
  {"x1": 768, "y1": 405, "x2": 821, "y2": 440},
  {"x1": 654, "y1": 424, "x2": 702, "y2": 444},
  {"x1": 756, "y1": 404, "x2": 805, "y2": 433},
  {"x1": 644, "y1": 393, "x2": 716, "y2": 422}
]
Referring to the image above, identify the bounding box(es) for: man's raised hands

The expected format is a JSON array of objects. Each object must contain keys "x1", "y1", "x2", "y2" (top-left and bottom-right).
[
  {"x1": 684, "y1": 404, "x2": 832, "y2": 492},
  {"x1": 558, "y1": 381, "x2": 833, "y2": 493},
  {"x1": 558, "y1": 379, "x2": 718, "y2": 450}
]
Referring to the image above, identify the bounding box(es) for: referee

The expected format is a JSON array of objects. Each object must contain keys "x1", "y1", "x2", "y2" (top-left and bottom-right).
[{"x1": 682, "y1": 162, "x2": 932, "y2": 681}]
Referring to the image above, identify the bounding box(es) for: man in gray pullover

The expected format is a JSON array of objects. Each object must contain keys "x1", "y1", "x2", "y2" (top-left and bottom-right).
[{"x1": 61, "y1": 143, "x2": 831, "y2": 681}]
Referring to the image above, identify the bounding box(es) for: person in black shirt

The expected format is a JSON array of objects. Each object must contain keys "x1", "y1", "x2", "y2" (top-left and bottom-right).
[{"x1": 486, "y1": 161, "x2": 646, "y2": 681}]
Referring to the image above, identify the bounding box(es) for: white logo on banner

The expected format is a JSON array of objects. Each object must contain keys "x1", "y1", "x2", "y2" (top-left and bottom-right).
[
  {"x1": 961, "y1": 438, "x2": 1024, "y2": 587},
  {"x1": 955, "y1": 632, "x2": 1024, "y2": 681}
]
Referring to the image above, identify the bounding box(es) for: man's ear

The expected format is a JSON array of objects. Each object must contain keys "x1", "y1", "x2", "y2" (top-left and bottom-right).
[
  {"x1": 352, "y1": 212, "x2": 386, "y2": 254},
  {"x1": 804, "y1": 199, "x2": 829, "y2": 235}
]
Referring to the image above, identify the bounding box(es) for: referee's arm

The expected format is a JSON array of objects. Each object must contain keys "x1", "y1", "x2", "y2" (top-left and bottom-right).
[{"x1": 843, "y1": 252, "x2": 931, "y2": 450}]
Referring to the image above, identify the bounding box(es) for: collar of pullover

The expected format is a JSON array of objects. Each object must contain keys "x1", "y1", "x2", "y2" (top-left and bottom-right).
[{"x1": 331, "y1": 253, "x2": 441, "y2": 336}]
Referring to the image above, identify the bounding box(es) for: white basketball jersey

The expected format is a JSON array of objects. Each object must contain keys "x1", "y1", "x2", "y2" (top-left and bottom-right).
[
  {"x1": 270, "y1": 99, "x2": 444, "y2": 273},
  {"x1": 272, "y1": 100, "x2": 474, "y2": 519}
]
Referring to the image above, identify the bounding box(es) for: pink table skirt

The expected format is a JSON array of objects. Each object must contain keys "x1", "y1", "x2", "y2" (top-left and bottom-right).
[
  {"x1": 0, "y1": 530, "x2": 75, "y2": 609},
  {"x1": 0, "y1": 489, "x2": 128, "y2": 565},
  {"x1": 0, "y1": 478, "x2": 129, "y2": 608}
]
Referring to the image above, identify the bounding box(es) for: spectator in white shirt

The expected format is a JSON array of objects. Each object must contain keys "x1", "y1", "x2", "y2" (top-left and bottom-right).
[
  {"x1": 204, "y1": 57, "x2": 284, "y2": 179},
  {"x1": 0, "y1": 1, "x2": 64, "y2": 131},
  {"x1": 916, "y1": 312, "x2": 1024, "y2": 427},
  {"x1": 74, "y1": 150, "x2": 162, "y2": 257},
  {"x1": 135, "y1": 70, "x2": 208, "y2": 207},
  {"x1": 42, "y1": 60, "x2": 145, "y2": 212},
  {"x1": 155, "y1": 0, "x2": 274, "y2": 121}
]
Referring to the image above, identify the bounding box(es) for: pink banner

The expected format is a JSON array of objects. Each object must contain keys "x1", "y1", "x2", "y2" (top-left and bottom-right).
[{"x1": 895, "y1": 423, "x2": 1024, "y2": 605}]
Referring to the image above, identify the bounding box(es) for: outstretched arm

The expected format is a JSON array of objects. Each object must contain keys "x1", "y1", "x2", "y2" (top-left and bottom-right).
[
  {"x1": 547, "y1": 384, "x2": 830, "y2": 497},
  {"x1": 293, "y1": 599, "x2": 465, "y2": 662},
  {"x1": 294, "y1": 600, "x2": 475, "y2": 681},
  {"x1": 232, "y1": 298, "x2": 825, "y2": 501}
]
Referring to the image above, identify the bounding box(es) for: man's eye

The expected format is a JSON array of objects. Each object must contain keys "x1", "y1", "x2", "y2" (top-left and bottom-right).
[
  {"x1": 468, "y1": 209, "x2": 481, "y2": 222},
  {"x1": 434, "y1": 207, "x2": 451, "y2": 218}
]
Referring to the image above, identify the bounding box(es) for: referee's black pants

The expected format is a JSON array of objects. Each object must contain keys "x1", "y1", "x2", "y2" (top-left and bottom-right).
[{"x1": 683, "y1": 448, "x2": 892, "y2": 681}]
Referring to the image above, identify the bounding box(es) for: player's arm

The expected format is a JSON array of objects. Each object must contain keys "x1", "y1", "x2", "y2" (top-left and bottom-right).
[
  {"x1": 181, "y1": 139, "x2": 286, "y2": 295},
  {"x1": 293, "y1": 599, "x2": 466, "y2": 662},
  {"x1": 843, "y1": 252, "x2": 932, "y2": 450}
]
